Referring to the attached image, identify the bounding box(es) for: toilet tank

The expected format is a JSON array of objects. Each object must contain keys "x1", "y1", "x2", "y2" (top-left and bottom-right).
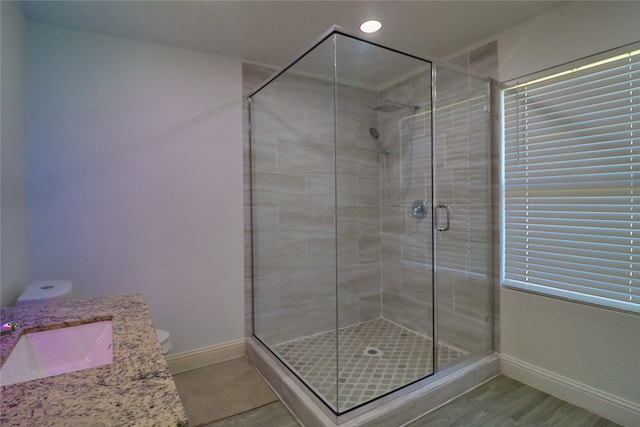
[{"x1": 16, "y1": 281, "x2": 74, "y2": 306}]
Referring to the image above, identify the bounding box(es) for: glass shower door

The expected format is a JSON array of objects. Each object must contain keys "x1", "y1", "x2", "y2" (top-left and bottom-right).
[{"x1": 432, "y1": 64, "x2": 493, "y2": 365}]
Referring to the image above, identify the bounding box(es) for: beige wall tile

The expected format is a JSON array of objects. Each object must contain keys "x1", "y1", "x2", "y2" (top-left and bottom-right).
[
  {"x1": 337, "y1": 175, "x2": 359, "y2": 206},
  {"x1": 381, "y1": 206, "x2": 405, "y2": 234},
  {"x1": 402, "y1": 234, "x2": 429, "y2": 265},
  {"x1": 358, "y1": 234, "x2": 381, "y2": 264},
  {"x1": 337, "y1": 206, "x2": 380, "y2": 236},
  {"x1": 278, "y1": 268, "x2": 335, "y2": 308},
  {"x1": 435, "y1": 269, "x2": 455, "y2": 312},
  {"x1": 359, "y1": 293, "x2": 382, "y2": 322},
  {"x1": 437, "y1": 307, "x2": 491, "y2": 352},
  {"x1": 336, "y1": 146, "x2": 380, "y2": 177},
  {"x1": 381, "y1": 233, "x2": 402, "y2": 264},
  {"x1": 338, "y1": 263, "x2": 381, "y2": 296},
  {"x1": 253, "y1": 274, "x2": 279, "y2": 313},
  {"x1": 252, "y1": 207, "x2": 278, "y2": 242},
  {"x1": 358, "y1": 177, "x2": 381, "y2": 206},
  {"x1": 306, "y1": 174, "x2": 335, "y2": 208},
  {"x1": 253, "y1": 172, "x2": 306, "y2": 208},
  {"x1": 307, "y1": 237, "x2": 337, "y2": 270},
  {"x1": 381, "y1": 261, "x2": 402, "y2": 294},
  {"x1": 307, "y1": 298, "x2": 338, "y2": 336},
  {"x1": 279, "y1": 207, "x2": 334, "y2": 240},
  {"x1": 454, "y1": 275, "x2": 492, "y2": 320},
  {"x1": 338, "y1": 293, "x2": 360, "y2": 328},
  {"x1": 251, "y1": 135, "x2": 278, "y2": 172},
  {"x1": 381, "y1": 290, "x2": 431, "y2": 336},
  {"x1": 253, "y1": 239, "x2": 306, "y2": 277},
  {"x1": 402, "y1": 262, "x2": 432, "y2": 304},
  {"x1": 255, "y1": 305, "x2": 307, "y2": 345},
  {"x1": 277, "y1": 138, "x2": 334, "y2": 173},
  {"x1": 338, "y1": 237, "x2": 359, "y2": 266}
]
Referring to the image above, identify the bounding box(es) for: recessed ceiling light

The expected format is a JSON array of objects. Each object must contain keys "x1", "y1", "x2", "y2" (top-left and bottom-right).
[{"x1": 360, "y1": 19, "x2": 382, "y2": 34}]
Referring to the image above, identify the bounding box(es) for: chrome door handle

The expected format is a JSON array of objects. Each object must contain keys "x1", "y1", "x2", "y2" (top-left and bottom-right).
[{"x1": 435, "y1": 204, "x2": 450, "y2": 231}]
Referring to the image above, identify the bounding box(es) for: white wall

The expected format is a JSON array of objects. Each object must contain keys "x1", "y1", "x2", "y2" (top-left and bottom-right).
[
  {"x1": 498, "y1": 1, "x2": 640, "y2": 82},
  {"x1": 501, "y1": 290, "x2": 640, "y2": 422},
  {"x1": 0, "y1": 1, "x2": 29, "y2": 307},
  {"x1": 27, "y1": 23, "x2": 244, "y2": 354},
  {"x1": 494, "y1": 2, "x2": 640, "y2": 425}
]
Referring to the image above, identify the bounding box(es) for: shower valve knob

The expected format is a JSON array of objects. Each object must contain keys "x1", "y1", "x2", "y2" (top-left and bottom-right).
[{"x1": 412, "y1": 200, "x2": 427, "y2": 219}]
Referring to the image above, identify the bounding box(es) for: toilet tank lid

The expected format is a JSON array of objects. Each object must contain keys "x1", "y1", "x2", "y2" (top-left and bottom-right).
[
  {"x1": 19, "y1": 280, "x2": 73, "y2": 300},
  {"x1": 156, "y1": 329, "x2": 170, "y2": 343}
]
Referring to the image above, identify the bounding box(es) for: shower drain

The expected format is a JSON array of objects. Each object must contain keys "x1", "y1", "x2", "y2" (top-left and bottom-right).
[{"x1": 363, "y1": 346, "x2": 383, "y2": 357}]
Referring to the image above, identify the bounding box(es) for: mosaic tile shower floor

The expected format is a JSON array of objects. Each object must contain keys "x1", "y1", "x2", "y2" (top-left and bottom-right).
[{"x1": 271, "y1": 318, "x2": 467, "y2": 411}]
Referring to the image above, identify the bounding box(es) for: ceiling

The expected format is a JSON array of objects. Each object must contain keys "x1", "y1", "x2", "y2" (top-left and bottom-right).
[{"x1": 21, "y1": 1, "x2": 567, "y2": 68}]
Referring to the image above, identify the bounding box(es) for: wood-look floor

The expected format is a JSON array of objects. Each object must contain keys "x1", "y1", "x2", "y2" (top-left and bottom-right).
[
  {"x1": 199, "y1": 375, "x2": 620, "y2": 427},
  {"x1": 406, "y1": 375, "x2": 620, "y2": 427},
  {"x1": 205, "y1": 402, "x2": 299, "y2": 427}
]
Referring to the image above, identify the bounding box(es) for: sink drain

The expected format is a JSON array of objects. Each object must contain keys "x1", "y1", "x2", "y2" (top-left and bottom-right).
[{"x1": 363, "y1": 346, "x2": 383, "y2": 356}]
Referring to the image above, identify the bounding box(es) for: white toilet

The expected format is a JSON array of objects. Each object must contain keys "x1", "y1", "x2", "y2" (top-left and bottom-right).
[{"x1": 16, "y1": 281, "x2": 172, "y2": 355}]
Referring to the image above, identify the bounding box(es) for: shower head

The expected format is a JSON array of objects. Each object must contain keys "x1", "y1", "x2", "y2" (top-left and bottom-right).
[
  {"x1": 373, "y1": 100, "x2": 417, "y2": 113},
  {"x1": 369, "y1": 127, "x2": 389, "y2": 155}
]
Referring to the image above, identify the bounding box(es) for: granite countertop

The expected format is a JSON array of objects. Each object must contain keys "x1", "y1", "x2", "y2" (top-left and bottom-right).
[{"x1": 0, "y1": 293, "x2": 188, "y2": 426}]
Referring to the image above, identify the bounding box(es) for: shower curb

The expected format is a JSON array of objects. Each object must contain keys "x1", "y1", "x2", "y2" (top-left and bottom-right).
[{"x1": 247, "y1": 337, "x2": 500, "y2": 426}]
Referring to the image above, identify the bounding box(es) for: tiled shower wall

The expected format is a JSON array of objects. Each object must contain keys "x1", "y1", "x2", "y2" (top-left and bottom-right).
[
  {"x1": 334, "y1": 84, "x2": 384, "y2": 329},
  {"x1": 378, "y1": 72, "x2": 434, "y2": 337},
  {"x1": 246, "y1": 66, "x2": 382, "y2": 345}
]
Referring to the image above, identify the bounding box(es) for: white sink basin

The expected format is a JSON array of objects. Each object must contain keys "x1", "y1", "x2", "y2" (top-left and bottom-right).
[{"x1": 0, "y1": 320, "x2": 113, "y2": 386}]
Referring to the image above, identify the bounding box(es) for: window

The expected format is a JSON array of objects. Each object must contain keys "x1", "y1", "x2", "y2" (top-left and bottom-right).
[{"x1": 501, "y1": 43, "x2": 639, "y2": 313}]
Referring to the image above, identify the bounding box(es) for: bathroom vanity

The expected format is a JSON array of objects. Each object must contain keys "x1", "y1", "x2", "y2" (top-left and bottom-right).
[{"x1": 0, "y1": 293, "x2": 187, "y2": 426}]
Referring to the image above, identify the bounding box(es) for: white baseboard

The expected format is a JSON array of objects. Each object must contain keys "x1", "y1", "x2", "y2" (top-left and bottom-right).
[
  {"x1": 501, "y1": 354, "x2": 640, "y2": 427},
  {"x1": 166, "y1": 338, "x2": 246, "y2": 375}
]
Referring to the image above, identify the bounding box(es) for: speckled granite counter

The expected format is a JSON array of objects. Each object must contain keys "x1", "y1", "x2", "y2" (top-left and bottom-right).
[{"x1": 0, "y1": 293, "x2": 188, "y2": 426}]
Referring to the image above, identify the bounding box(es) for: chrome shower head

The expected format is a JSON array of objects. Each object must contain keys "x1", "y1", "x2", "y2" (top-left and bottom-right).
[{"x1": 373, "y1": 100, "x2": 416, "y2": 113}]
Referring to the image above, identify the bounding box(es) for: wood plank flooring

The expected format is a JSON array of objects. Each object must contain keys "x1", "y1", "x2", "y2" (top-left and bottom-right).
[
  {"x1": 406, "y1": 375, "x2": 620, "y2": 427},
  {"x1": 179, "y1": 369, "x2": 620, "y2": 427},
  {"x1": 205, "y1": 402, "x2": 299, "y2": 427}
]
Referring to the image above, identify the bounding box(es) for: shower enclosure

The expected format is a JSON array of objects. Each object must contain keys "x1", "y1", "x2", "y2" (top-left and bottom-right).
[{"x1": 249, "y1": 28, "x2": 493, "y2": 416}]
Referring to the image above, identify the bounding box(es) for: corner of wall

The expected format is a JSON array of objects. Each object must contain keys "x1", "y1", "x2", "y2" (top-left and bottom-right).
[{"x1": 0, "y1": 0, "x2": 29, "y2": 307}]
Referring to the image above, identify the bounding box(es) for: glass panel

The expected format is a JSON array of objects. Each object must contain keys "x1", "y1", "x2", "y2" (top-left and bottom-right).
[
  {"x1": 334, "y1": 34, "x2": 433, "y2": 413},
  {"x1": 250, "y1": 35, "x2": 338, "y2": 410},
  {"x1": 433, "y1": 64, "x2": 493, "y2": 367}
]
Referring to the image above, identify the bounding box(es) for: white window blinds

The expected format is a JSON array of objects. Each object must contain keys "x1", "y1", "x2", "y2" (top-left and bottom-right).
[{"x1": 502, "y1": 45, "x2": 639, "y2": 313}]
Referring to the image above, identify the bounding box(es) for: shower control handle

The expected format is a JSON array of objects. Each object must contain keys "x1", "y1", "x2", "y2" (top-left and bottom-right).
[{"x1": 412, "y1": 200, "x2": 427, "y2": 219}]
